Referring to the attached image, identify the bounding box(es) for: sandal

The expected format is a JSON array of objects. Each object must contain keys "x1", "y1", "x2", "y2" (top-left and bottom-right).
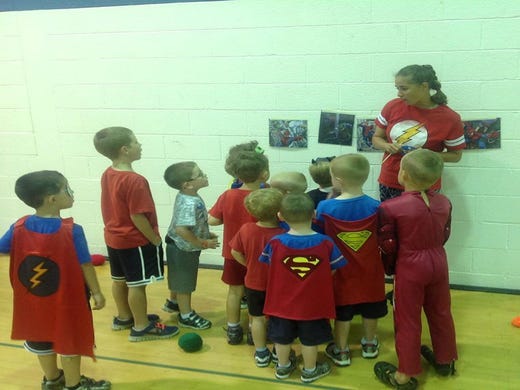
[
  {"x1": 374, "y1": 361, "x2": 418, "y2": 390},
  {"x1": 420, "y1": 345, "x2": 456, "y2": 376}
]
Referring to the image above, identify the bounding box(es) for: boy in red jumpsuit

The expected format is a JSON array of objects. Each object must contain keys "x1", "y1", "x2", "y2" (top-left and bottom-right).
[{"x1": 374, "y1": 149, "x2": 457, "y2": 389}]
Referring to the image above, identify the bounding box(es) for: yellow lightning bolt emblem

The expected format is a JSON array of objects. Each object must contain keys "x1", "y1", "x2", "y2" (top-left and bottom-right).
[
  {"x1": 395, "y1": 123, "x2": 424, "y2": 145},
  {"x1": 30, "y1": 261, "x2": 48, "y2": 288}
]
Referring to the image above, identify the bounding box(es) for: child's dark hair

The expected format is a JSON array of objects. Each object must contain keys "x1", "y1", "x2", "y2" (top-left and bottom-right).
[
  {"x1": 279, "y1": 193, "x2": 314, "y2": 223},
  {"x1": 225, "y1": 140, "x2": 263, "y2": 177},
  {"x1": 164, "y1": 161, "x2": 197, "y2": 190},
  {"x1": 244, "y1": 188, "x2": 283, "y2": 221},
  {"x1": 396, "y1": 64, "x2": 447, "y2": 105},
  {"x1": 234, "y1": 151, "x2": 269, "y2": 183},
  {"x1": 15, "y1": 170, "x2": 66, "y2": 208},
  {"x1": 93, "y1": 126, "x2": 133, "y2": 159}
]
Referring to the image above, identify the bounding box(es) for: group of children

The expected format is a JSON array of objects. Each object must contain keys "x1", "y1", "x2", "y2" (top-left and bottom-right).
[{"x1": 0, "y1": 127, "x2": 457, "y2": 389}]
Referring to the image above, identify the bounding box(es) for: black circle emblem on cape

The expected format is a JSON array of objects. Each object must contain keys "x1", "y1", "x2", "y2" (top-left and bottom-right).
[{"x1": 18, "y1": 255, "x2": 60, "y2": 297}]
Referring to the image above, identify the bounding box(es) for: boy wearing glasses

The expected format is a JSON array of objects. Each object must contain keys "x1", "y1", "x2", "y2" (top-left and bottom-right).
[{"x1": 163, "y1": 162, "x2": 219, "y2": 330}]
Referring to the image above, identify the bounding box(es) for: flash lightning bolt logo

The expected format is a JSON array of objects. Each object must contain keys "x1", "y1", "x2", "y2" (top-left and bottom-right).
[
  {"x1": 30, "y1": 262, "x2": 48, "y2": 288},
  {"x1": 395, "y1": 123, "x2": 424, "y2": 145}
]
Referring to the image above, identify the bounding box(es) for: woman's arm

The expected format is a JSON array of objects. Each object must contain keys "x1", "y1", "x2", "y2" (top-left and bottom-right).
[{"x1": 372, "y1": 126, "x2": 402, "y2": 154}]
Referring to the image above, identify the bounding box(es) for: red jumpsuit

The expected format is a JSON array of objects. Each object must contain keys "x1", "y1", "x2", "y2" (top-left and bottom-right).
[{"x1": 378, "y1": 191, "x2": 457, "y2": 376}]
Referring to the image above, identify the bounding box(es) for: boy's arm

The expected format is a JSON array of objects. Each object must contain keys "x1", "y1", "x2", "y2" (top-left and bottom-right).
[
  {"x1": 231, "y1": 249, "x2": 247, "y2": 266},
  {"x1": 80, "y1": 263, "x2": 106, "y2": 310},
  {"x1": 208, "y1": 215, "x2": 222, "y2": 226},
  {"x1": 175, "y1": 226, "x2": 219, "y2": 249},
  {"x1": 130, "y1": 213, "x2": 162, "y2": 246}
]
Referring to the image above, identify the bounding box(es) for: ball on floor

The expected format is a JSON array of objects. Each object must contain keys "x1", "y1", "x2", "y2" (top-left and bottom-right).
[
  {"x1": 91, "y1": 254, "x2": 106, "y2": 266},
  {"x1": 178, "y1": 332, "x2": 203, "y2": 352}
]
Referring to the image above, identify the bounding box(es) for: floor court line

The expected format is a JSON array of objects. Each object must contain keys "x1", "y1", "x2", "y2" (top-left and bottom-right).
[{"x1": 0, "y1": 341, "x2": 352, "y2": 389}]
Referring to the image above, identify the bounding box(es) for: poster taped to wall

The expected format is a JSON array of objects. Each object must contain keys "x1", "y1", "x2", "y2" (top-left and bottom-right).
[
  {"x1": 463, "y1": 118, "x2": 501, "y2": 149},
  {"x1": 269, "y1": 119, "x2": 308, "y2": 148},
  {"x1": 318, "y1": 112, "x2": 354, "y2": 146}
]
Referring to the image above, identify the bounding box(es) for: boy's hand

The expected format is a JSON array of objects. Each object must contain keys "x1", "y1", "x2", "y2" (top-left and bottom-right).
[
  {"x1": 151, "y1": 235, "x2": 162, "y2": 246},
  {"x1": 91, "y1": 292, "x2": 106, "y2": 310},
  {"x1": 201, "y1": 238, "x2": 220, "y2": 249}
]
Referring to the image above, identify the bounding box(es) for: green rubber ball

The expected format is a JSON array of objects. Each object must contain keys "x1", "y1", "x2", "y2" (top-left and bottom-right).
[{"x1": 178, "y1": 332, "x2": 203, "y2": 352}]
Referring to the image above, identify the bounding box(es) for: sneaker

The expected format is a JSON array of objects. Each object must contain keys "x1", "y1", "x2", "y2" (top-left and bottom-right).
[
  {"x1": 240, "y1": 295, "x2": 248, "y2": 310},
  {"x1": 420, "y1": 345, "x2": 456, "y2": 376},
  {"x1": 178, "y1": 312, "x2": 212, "y2": 330},
  {"x1": 325, "y1": 342, "x2": 351, "y2": 366},
  {"x1": 162, "y1": 299, "x2": 180, "y2": 313},
  {"x1": 128, "y1": 321, "x2": 179, "y2": 342},
  {"x1": 300, "y1": 361, "x2": 331, "y2": 383},
  {"x1": 112, "y1": 314, "x2": 160, "y2": 331},
  {"x1": 71, "y1": 376, "x2": 111, "y2": 390},
  {"x1": 42, "y1": 369, "x2": 65, "y2": 390},
  {"x1": 361, "y1": 337, "x2": 380, "y2": 358},
  {"x1": 275, "y1": 354, "x2": 297, "y2": 380},
  {"x1": 254, "y1": 349, "x2": 272, "y2": 368},
  {"x1": 227, "y1": 324, "x2": 243, "y2": 345},
  {"x1": 246, "y1": 330, "x2": 254, "y2": 345},
  {"x1": 271, "y1": 347, "x2": 296, "y2": 365}
]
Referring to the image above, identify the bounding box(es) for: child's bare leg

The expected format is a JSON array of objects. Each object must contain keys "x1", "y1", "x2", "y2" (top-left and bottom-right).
[
  {"x1": 362, "y1": 317, "x2": 377, "y2": 341},
  {"x1": 128, "y1": 285, "x2": 149, "y2": 329},
  {"x1": 112, "y1": 280, "x2": 132, "y2": 319},
  {"x1": 226, "y1": 284, "x2": 244, "y2": 324},
  {"x1": 251, "y1": 315, "x2": 267, "y2": 348},
  {"x1": 60, "y1": 355, "x2": 81, "y2": 388},
  {"x1": 334, "y1": 319, "x2": 351, "y2": 349},
  {"x1": 177, "y1": 292, "x2": 192, "y2": 315},
  {"x1": 38, "y1": 353, "x2": 61, "y2": 383},
  {"x1": 274, "y1": 343, "x2": 291, "y2": 366},
  {"x1": 301, "y1": 345, "x2": 318, "y2": 370}
]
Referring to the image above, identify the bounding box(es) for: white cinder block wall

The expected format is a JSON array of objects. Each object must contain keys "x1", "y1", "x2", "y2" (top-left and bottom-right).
[{"x1": 0, "y1": 1, "x2": 519, "y2": 290}]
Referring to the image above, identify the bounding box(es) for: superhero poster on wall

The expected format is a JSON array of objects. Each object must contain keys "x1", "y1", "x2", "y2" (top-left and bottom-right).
[
  {"x1": 463, "y1": 118, "x2": 501, "y2": 149},
  {"x1": 356, "y1": 118, "x2": 380, "y2": 152},
  {"x1": 318, "y1": 111, "x2": 354, "y2": 146},
  {"x1": 269, "y1": 119, "x2": 308, "y2": 148}
]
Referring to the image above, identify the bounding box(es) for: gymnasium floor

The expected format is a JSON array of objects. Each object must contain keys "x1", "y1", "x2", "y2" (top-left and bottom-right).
[{"x1": 1, "y1": 259, "x2": 519, "y2": 389}]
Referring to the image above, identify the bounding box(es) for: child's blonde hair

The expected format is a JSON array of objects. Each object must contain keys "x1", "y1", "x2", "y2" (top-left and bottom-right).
[
  {"x1": 401, "y1": 149, "x2": 444, "y2": 189},
  {"x1": 270, "y1": 172, "x2": 308, "y2": 194},
  {"x1": 244, "y1": 188, "x2": 283, "y2": 221},
  {"x1": 93, "y1": 126, "x2": 133, "y2": 159},
  {"x1": 279, "y1": 193, "x2": 315, "y2": 223},
  {"x1": 308, "y1": 157, "x2": 334, "y2": 188},
  {"x1": 330, "y1": 154, "x2": 370, "y2": 186}
]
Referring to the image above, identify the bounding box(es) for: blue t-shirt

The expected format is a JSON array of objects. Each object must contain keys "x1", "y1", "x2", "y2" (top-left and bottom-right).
[
  {"x1": 0, "y1": 215, "x2": 91, "y2": 264},
  {"x1": 315, "y1": 195, "x2": 380, "y2": 233}
]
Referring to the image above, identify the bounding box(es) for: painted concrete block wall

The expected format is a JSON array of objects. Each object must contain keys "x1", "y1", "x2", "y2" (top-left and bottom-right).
[{"x1": 0, "y1": 0, "x2": 518, "y2": 289}]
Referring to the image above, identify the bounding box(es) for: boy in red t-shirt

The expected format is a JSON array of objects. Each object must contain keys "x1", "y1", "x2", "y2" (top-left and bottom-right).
[
  {"x1": 230, "y1": 188, "x2": 285, "y2": 366},
  {"x1": 208, "y1": 150, "x2": 269, "y2": 344}
]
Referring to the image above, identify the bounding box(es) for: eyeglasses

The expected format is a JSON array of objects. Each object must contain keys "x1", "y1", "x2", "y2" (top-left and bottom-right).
[
  {"x1": 189, "y1": 171, "x2": 207, "y2": 181},
  {"x1": 63, "y1": 184, "x2": 74, "y2": 197}
]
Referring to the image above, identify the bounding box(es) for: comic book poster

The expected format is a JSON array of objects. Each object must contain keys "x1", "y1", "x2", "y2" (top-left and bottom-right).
[
  {"x1": 269, "y1": 119, "x2": 308, "y2": 148},
  {"x1": 356, "y1": 118, "x2": 380, "y2": 152},
  {"x1": 463, "y1": 118, "x2": 501, "y2": 149},
  {"x1": 318, "y1": 112, "x2": 354, "y2": 146}
]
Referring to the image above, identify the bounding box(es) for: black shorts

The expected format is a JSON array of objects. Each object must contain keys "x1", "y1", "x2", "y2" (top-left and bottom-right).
[
  {"x1": 267, "y1": 316, "x2": 332, "y2": 346},
  {"x1": 335, "y1": 300, "x2": 388, "y2": 321},
  {"x1": 245, "y1": 287, "x2": 266, "y2": 317},
  {"x1": 107, "y1": 243, "x2": 164, "y2": 287}
]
